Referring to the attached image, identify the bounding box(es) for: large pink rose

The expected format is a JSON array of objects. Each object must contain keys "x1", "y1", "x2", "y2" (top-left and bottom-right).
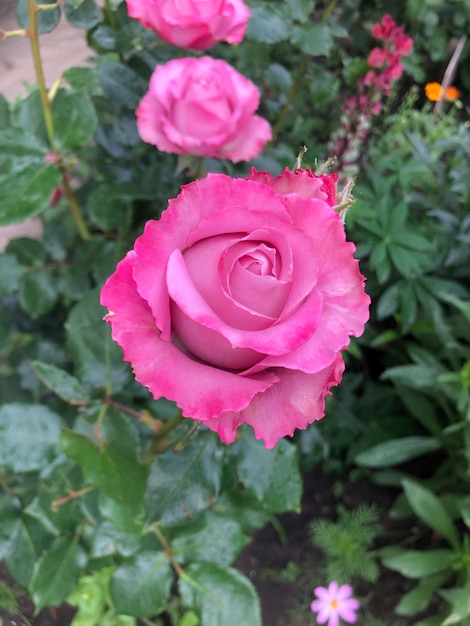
[
  {"x1": 100, "y1": 171, "x2": 370, "y2": 448},
  {"x1": 125, "y1": 0, "x2": 250, "y2": 51},
  {"x1": 136, "y1": 57, "x2": 272, "y2": 163}
]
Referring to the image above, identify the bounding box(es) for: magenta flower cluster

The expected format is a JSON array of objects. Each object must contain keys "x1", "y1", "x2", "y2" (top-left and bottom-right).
[
  {"x1": 125, "y1": 0, "x2": 272, "y2": 163},
  {"x1": 329, "y1": 14, "x2": 413, "y2": 180}
]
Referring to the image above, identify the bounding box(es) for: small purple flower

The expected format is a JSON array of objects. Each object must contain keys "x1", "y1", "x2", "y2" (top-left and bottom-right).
[{"x1": 311, "y1": 582, "x2": 360, "y2": 626}]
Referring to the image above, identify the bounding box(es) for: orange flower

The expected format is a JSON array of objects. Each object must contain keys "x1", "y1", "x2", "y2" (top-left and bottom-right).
[
  {"x1": 445, "y1": 86, "x2": 461, "y2": 101},
  {"x1": 425, "y1": 82, "x2": 461, "y2": 102}
]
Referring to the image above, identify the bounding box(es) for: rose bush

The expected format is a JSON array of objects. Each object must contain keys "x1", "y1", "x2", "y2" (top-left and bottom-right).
[
  {"x1": 101, "y1": 169, "x2": 369, "y2": 448},
  {"x1": 125, "y1": 0, "x2": 250, "y2": 51},
  {"x1": 136, "y1": 56, "x2": 272, "y2": 162}
]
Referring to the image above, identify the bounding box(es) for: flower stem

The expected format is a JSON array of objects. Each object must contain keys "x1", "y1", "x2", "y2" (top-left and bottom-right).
[
  {"x1": 143, "y1": 410, "x2": 184, "y2": 463},
  {"x1": 27, "y1": 0, "x2": 54, "y2": 146},
  {"x1": 103, "y1": 0, "x2": 118, "y2": 29},
  {"x1": 27, "y1": 0, "x2": 91, "y2": 240},
  {"x1": 59, "y1": 164, "x2": 90, "y2": 240}
]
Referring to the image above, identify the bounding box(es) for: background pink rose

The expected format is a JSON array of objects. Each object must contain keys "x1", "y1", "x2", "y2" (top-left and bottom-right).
[
  {"x1": 125, "y1": 0, "x2": 250, "y2": 51},
  {"x1": 101, "y1": 172, "x2": 370, "y2": 448},
  {"x1": 136, "y1": 57, "x2": 271, "y2": 163}
]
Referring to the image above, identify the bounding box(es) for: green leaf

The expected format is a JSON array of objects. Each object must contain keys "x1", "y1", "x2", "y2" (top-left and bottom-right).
[
  {"x1": 285, "y1": 0, "x2": 315, "y2": 22},
  {"x1": 168, "y1": 511, "x2": 249, "y2": 567},
  {"x1": 63, "y1": 67, "x2": 104, "y2": 96},
  {"x1": 30, "y1": 538, "x2": 87, "y2": 611},
  {"x1": 441, "y1": 580, "x2": 470, "y2": 625},
  {"x1": 355, "y1": 436, "x2": 442, "y2": 468},
  {"x1": 382, "y1": 549, "x2": 455, "y2": 578},
  {"x1": 376, "y1": 281, "x2": 401, "y2": 319},
  {"x1": 0, "y1": 129, "x2": 61, "y2": 225},
  {"x1": 16, "y1": 0, "x2": 61, "y2": 34},
  {"x1": 0, "y1": 403, "x2": 62, "y2": 472},
  {"x1": 31, "y1": 360, "x2": 88, "y2": 405},
  {"x1": 0, "y1": 255, "x2": 24, "y2": 297},
  {"x1": 19, "y1": 271, "x2": 58, "y2": 318},
  {"x1": 179, "y1": 562, "x2": 261, "y2": 626},
  {"x1": 231, "y1": 435, "x2": 302, "y2": 514},
  {"x1": 402, "y1": 479, "x2": 460, "y2": 549},
  {"x1": 65, "y1": 289, "x2": 131, "y2": 392},
  {"x1": 0, "y1": 496, "x2": 22, "y2": 560},
  {"x1": 396, "y1": 573, "x2": 449, "y2": 616},
  {"x1": 110, "y1": 551, "x2": 172, "y2": 618},
  {"x1": 52, "y1": 90, "x2": 98, "y2": 153},
  {"x1": 5, "y1": 518, "x2": 50, "y2": 587},
  {"x1": 25, "y1": 460, "x2": 86, "y2": 535},
  {"x1": 145, "y1": 433, "x2": 221, "y2": 525},
  {"x1": 381, "y1": 365, "x2": 441, "y2": 389},
  {"x1": 0, "y1": 95, "x2": 10, "y2": 126},
  {"x1": 291, "y1": 23, "x2": 333, "y2": 56},
  {"x1": 61, "y1": 409, "x2": 148, "y2": 511},
  {"x1": 458, "y1": 496, "x2": 470, "y2": 530},
  {"x1": 91, "y1": 521, "x2": 141, "y2": 558},
  {"x1": 388, "y1": 243, "x2": 422, "y2": 277},
  {"x1": 246, "y1": 6, "x2": 288, "y2": 43},
  {"x1": 97, "y1": 63, "x2": 147, "y2": 109},
  {"x1": 64, "y1": 0, "x2": 101, "y2": 28}
]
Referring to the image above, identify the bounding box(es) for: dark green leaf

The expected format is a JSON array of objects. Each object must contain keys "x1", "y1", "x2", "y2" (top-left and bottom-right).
[
  {"x1": 382, "y1": 365, "x2": 441, "y2": 389},
  {"x1": 65, "y1": 289, "x2": 131, "y2": 392},
  {"x1": 52, "y1": 90, "x2": 98, "y2": 153},
  {"x1": 402, "y1": 479, "x2": 460, "y2": 549},
  {"x1": 110, "y1": 551, "x2": 172, "y2": 617},
  {"x1": 0, "y1": 497, "x2": 22, "y2": 560},
  {"x1": 63, "y1": 67, "x2": 104, "y2": 96},
  {"x1": 0, "y1": 129, "x2": 61, "y2": 225},
  {"x1": 0, "y1": 255, "x2": 24, "y2": 297},
  {"x1": 0, "y1": 403, "x2": 62, "y2": 472},
  {"x1": 168, "y1": 511, "x2": 249, "y2": 567},
  {"x1": 25, "y1": 460, "x2": 86, "y2": 535},
  {"x1": 19, "y1": 271, "x2": 58, "y2": 318},
  {"x1": 145, "y1": 433, "x2": 221, "y2": 525},
  {"x1": 31, "y1": 360, "x2": 88, "y2": 405},
  {"x1": 179, "y1": 562, "x2": 261, "y2": 626},
  {"x1": 355, "y1": 437, "x2": 442, "y2": 468},
  {"x1": 61, "y1": 409, "x2": 148, "y2": 511},
  {"x1": 64, "y1": 0, "x2": 100, "y2": 28},
  {"x1": 285, "y1": 0, "x2": 315, "y2": 22},
  {"x1": 231, "y1": 435, "x2": 302, "y2": 514},
  {"x1": 377, "y1": 281, "x2": 401, "y2": 319},
  {"x1": 246, "y1": 6, "x2": 288, "y2": 43},
  {"x1": 5, "y1": 518, "x2": 49, "y2": 587},
  {"x1": 30, "y1": 538, "x2": 87, "y2": 611},
  {"x1": 97, "y1": 63, "x2": 147, "y2": 109},
  {"x1": 0, "y1": 95, "x2": 10, "y2": 126},
  {"x1": 291, "y1": 23, "x2": 333, "y2": 56},
  {"x1": 16, "y1": 0, "x2": 61, "y2": 34},
  {"x1": 382, "y1": 549, "x2": 455, "y2": 578},
  {"x1": 91, "y1": 521, "x2": 141, "y2": 558}
]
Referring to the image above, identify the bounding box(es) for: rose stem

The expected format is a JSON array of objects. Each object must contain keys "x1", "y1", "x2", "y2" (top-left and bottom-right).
[
  {"x1": 143, "y1": 410, "x2": 184, "y2": 463},
  {"x1": 27, "y1": 0, "x2": 90, "y2": 240}
]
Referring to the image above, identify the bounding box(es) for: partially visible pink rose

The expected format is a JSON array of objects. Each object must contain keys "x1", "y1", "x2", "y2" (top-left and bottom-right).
[
  {"x1": 125, "y1": 0, "x2": 250, "y2": 50},
  {"x1": 136, "y1": 57, "x2": 272, "y2": 163},
  {"x1": 100, "y1": 171, "x2": 370, "y2": 448}
]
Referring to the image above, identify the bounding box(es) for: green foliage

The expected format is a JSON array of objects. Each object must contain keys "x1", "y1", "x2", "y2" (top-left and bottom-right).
[
  {"x1": 310, "y1": 505, "x2": 381, "y2": 584},
  {"x1": 1, "y1": 0, "x2": 470, "y2": 622}
]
